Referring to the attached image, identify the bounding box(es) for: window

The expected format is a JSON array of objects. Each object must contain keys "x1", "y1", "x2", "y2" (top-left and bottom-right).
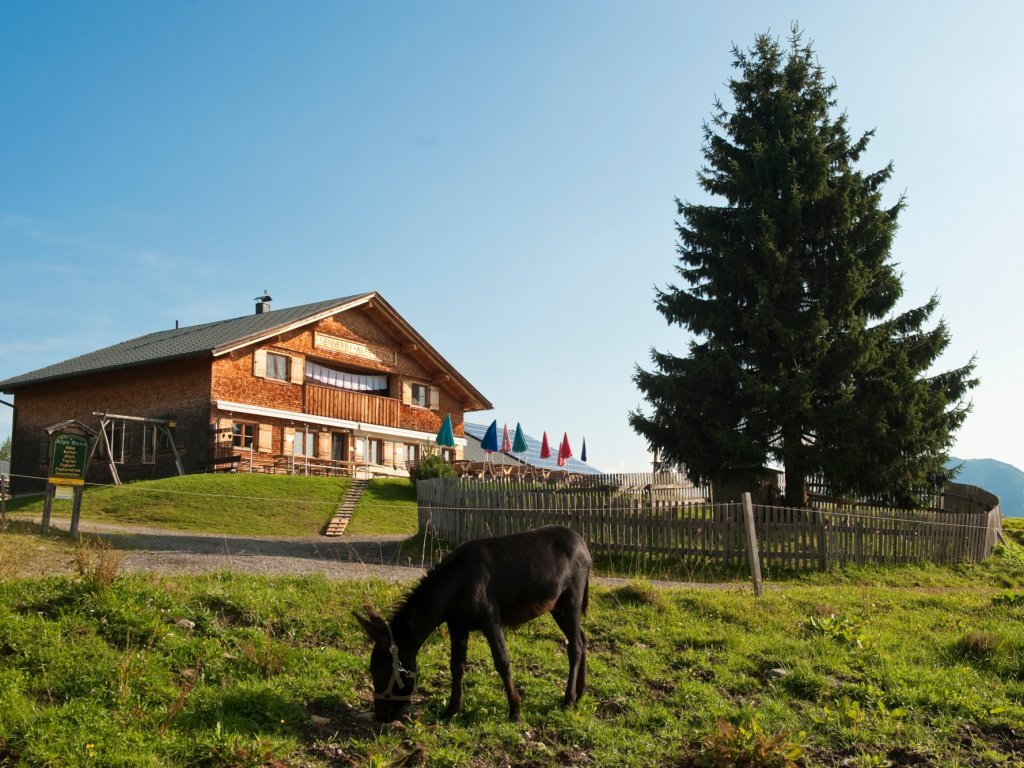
[
  {"x1": 158, "y1": 422, "x2": 186, "y2": 451},
  {"x1": 305, "y1": 361, "x2": 388, "y2": 394},
  {"x1": 293, "y1": 430, "x2": 316, "y2": 457},
  {"x1": 266, "y1": 353, "x2": 290, "y2": 381},
  {"x1": 141, "y1": 423, "x2": 184, "y2": 464},
  {"x1": 232, "y1": 423, "x2": 255, "y2": 449},
  {"x1": 404, "y1": 444, "x2": 420, "y2": 466},
  {"x1": 102, "y1": 420, "x2": 128, "y2": 463},
  {"x1": 441, "y1": 447, "x2": 456, "y2": 463},
  {"x1": 142, "y1": 424, "x2": 157, "y2": 464},
  {"x1": 367, "y1": 438, "x2": 384, "y2": 465},
  {"x1": 410, "y1": 383, "x2": 429, "y2": 408}
]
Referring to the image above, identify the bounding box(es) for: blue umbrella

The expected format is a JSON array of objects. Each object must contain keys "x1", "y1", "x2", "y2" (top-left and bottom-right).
[
  {"x1": 581, "y1": 437, "x2": 588, "y2": 463},
  {"x1": 481, "y1": 420, "x2": 499, "y2": 452}
]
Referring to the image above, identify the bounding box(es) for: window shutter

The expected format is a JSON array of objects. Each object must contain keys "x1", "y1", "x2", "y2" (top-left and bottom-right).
[
  {"x1": 257, "y1": 424, "x2": 272, "y2": 453},
  {"x1": 429, "y1": 386, "x2": 440, "y2": 410},
  {"x1": 401, "y1": 381, "x2": 412, "y2": 406},
  {"x1": 290, "y1": 356, "x2": 304, "y2": 384},
  {"x1": 317, "y1": 431, "x2": 331, "y2": 458},
  {"x1": 354, "y1": 437, "x2": 364, "y2": 461},
  {"x1": 253, "y1": 349, "x2": 267, "y2": 378},
  {"x1": 217, "y1": 418, "x2": 233, "y2": 445},
  {"x1": 283, "y1": 427, "x2": 296, "y2": 455},
  {"x1": 383, "y1": 441, "x2": 394, "y2": 466}
]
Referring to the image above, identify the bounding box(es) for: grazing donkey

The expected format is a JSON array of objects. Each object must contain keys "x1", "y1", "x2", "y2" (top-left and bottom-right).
[{"x1": 355, "y1": 525, "x2": 591, "y2": 722}]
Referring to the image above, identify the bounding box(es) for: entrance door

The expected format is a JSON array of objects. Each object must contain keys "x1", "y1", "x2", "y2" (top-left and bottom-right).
[{"x1": 331, "y1": 433, "x2": 348, "y2": 462}]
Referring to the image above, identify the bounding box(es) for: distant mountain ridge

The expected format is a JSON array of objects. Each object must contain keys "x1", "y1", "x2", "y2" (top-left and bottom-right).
[{"x1": 946, "y1": 457, "x2": 1024, "y2": 518}]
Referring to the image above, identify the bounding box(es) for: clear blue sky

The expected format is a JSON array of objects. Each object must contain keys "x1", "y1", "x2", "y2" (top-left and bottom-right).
[{"x1": 1, "y1": 1, "x2": 1021, "y2": 473}]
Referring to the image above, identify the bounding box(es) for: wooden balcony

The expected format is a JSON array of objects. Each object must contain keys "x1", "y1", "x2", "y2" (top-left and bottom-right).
[{"x1": 304, "y1": 384, "x2": 401, "y2": 428}]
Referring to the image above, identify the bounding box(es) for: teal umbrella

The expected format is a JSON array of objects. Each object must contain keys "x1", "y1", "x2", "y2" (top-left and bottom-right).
[
  {"x1": 512, "y1": 422, "x2": 528, "y2": 453},
  {"x1": 512, "y1": 422, "x2": 528, "y2": 477},
  {"x1": 435, "y1": 414, "x2": 455, "y2": 448}
]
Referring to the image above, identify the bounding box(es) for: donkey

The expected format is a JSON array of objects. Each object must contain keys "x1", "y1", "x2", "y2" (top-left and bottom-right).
[{"x1": 354, "y1": 525, "x2": 591, "y2": 722}]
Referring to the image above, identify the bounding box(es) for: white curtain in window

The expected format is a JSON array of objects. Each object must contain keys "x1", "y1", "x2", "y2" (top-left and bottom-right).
[{"x1": 305, "y1": 361, "x2": 388, "y2": 393}]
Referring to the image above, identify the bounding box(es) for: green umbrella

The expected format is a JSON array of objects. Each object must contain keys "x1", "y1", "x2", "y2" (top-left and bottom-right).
[
  {"x1": 511, "y1": 422, "x2": 528, "y2": 477},
  {"x1": 436, "y1": 414, "x2": 455, "y2": 448},
  {"x1": 512, "y1": 422, "x2": 528, "y2": 453}
]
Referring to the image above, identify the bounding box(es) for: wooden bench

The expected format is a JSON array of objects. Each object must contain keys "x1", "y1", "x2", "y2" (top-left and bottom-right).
[{"x1": 203, "y1": 454, "x2": 241, "y2": 473}]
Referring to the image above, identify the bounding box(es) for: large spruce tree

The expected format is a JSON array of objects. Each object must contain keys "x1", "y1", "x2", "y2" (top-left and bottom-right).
[{"x1": 630, "y1": 28, "x2": 977, "y2": 507}]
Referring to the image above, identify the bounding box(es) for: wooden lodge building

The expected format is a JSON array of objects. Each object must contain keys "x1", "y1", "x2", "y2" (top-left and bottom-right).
[{"x1": 0, "y1": 293, "x2": 491, "y2": 491}]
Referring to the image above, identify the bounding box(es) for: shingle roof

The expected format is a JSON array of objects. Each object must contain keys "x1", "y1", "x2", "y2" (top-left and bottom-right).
[{"x1": 0, "y1": 294, "x2": 370, "y2": 391}]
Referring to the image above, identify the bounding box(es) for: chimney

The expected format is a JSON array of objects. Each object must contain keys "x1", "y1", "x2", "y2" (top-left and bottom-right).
[{"x1": 254, "y1": 292, "x2": 272, "y2": 315}]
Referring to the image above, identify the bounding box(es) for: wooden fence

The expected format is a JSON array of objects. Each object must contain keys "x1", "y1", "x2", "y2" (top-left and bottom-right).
[{"x1": 416, "y1": 477, "x2": 1003, "y2": 572}]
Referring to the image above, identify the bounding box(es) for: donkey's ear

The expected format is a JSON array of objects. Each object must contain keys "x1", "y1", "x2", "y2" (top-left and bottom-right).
[
  {"x1": 363, "y1": 604, "x2": 386, "y2": 623},
  {"x1": 353, "y1": 607, "x2": 388, "y2": 644}
]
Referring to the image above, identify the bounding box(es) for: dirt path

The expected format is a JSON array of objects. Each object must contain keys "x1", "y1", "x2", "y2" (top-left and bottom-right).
[{"x1": 33, "y1": 519, "x2": 751, "y2": 590}]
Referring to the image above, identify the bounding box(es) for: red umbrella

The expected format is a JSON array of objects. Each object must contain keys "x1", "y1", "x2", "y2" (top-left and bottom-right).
[
  {"x1": 501, "y1": 423, "x2": 512, "y2": 453},
  {"x1": 557, "y1": 432, "x2": 572, "y2": 467},
  {"x1": 540, "y1": 431, "x2": 551, "y2": 459}
]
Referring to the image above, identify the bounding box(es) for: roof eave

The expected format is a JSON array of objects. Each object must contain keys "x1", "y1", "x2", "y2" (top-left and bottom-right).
[{"x1": 0, "y1": 350, "x2": 211, "y2": 393}]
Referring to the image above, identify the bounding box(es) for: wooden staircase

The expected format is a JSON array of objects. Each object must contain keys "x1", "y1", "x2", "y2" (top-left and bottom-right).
[{"x1": 324, "y1": 479, "x2": 368, "y2": 536}]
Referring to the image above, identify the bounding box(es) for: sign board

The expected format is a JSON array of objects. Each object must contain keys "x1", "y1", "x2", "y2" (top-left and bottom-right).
[{"x1": 48, "y1": 432, "x2": 91, "y2": 486}]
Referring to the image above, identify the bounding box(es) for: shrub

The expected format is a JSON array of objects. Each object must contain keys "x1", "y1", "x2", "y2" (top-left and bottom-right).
[
  {"x1": 691, "y1": 717, "x2": 804, "y2": 768},
  {"x1": 74, "y1": 537, "x2": 123, "y2": 588},
  {"x1": 409, "y1": 455, "x2": 455, "y2": 484}
]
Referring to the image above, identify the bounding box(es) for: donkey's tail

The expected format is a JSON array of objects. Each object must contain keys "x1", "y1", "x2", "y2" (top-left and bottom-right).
[{"x1": 582, "y1": 579, "x2": 590, "y2": 615}]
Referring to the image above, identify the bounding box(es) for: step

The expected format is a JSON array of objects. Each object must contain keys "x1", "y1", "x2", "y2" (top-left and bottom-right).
[{"x1": 323, "y1": 479, "x2": 370, "y2": 537}]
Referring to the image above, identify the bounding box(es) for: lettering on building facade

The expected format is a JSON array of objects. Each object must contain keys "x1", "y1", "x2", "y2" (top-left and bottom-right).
[{"x1": 314, "y1": 333, "x2": 397, "y2": 365}]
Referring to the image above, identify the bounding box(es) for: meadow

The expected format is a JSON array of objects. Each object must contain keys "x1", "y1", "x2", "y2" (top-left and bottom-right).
[{"x1": 0, "y1": 478, "x2": 1022, "y2": 766}]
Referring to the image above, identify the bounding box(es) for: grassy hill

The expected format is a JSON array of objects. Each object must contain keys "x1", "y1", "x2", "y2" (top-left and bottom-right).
[
  {"x1": 5, "y1": 474, "x2": 351, "y2": 536},
  {"x1": 4, "y1": 473, "x2": 420, "y2": 538}
]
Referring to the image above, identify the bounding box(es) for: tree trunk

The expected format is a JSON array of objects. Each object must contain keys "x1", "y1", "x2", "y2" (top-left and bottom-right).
[
  {"x1": 784, "y1": 464, "x2": 807, "y2": 508},
  {"x1": 782, "y1": 428, "x2": 808, "y2": 508}
]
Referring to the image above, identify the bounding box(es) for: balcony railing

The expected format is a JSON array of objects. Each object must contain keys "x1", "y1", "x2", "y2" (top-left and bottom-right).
[{"x1": 305, "y1": 384, "x2": 401, "y2": 428}]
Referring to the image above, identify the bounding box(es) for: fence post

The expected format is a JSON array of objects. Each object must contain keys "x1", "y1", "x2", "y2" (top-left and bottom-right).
[{"x1": 742, "y1": 492, "x2": 764, "y2": 597}]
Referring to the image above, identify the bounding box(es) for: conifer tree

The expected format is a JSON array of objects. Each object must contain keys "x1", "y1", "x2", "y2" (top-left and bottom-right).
[{"x1": 630, "y1": 27, "x2": 977, "y2": 507}]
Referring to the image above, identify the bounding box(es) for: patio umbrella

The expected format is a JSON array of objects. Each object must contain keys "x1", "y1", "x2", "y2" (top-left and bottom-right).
[
  {"x1": 501, "y1": 423, "x2": 512, "y2": 453},
  {"x1": 512, "y1": 422, "x2": 529, "y2": 478},
  {"x1": 557, "y1": 432, "x2": 572, "y2": 467},
  {"x1": 512, "y1": 422, "x2": 528, "y2": 453},
  {"x1": 436, "y1": 414, "x2": 455, "y2": 448},
  {"x1": 581, "y1": 437, "x2": 588, "y2": 463},
  {"x1": 540, "y1": 431, "x2": 551, "y2": 459},
  {"x1": 481, "y1": 420, "x2": 499, "y2": 452}
]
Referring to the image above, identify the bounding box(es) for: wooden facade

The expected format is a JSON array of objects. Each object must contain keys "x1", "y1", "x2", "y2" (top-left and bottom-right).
[{"x1": 2, "y1": 293, "x2": 491, "y2": 490}]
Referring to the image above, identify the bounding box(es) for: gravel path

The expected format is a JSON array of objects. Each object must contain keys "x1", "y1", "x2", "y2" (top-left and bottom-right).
[{"x1": 38, "y1": 519, "x2": 750, "y2": 590}]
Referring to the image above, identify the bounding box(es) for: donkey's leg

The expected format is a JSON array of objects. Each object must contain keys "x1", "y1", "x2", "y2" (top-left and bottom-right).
[
  {"x1": 551, "y1": 606, "x2": 584, "y2": 707},
  {"x1": 576, "y1": 629, "x2": 587, "y2": 699},
  {"x1": 481, "y1": 623, "x2": 521, "y2": 721},
  {"x1": 443, "y1": 624, "x2": 469, "y2": 719}
]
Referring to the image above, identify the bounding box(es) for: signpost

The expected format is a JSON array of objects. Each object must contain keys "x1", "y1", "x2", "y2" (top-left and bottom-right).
[{"x1": 41, "y1": 421, "x2": 97, "y2": 538}]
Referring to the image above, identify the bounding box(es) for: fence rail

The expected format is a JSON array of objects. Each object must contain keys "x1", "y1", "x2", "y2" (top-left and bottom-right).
[{"x1": 416, "y1": 477, "x2": 1003, "y2": 572}]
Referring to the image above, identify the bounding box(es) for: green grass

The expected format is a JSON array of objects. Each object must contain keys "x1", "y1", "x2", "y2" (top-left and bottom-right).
[
  {"x1": 345, "y1": 478, "x2": 418, "y2": 535},
  {"x1": 1, "y1": 535, "x2": 1024, "y2": 766},
  {"x1": 5, "y1": 474, "x2": 348, "y2": 537}
]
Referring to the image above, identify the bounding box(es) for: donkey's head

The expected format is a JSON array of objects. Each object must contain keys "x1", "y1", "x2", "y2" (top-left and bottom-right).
[{"x1": 354, "y1": 605, "x2": 418, "y2": 722}]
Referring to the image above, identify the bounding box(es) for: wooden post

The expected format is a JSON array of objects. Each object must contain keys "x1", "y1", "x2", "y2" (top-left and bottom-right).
[
  {"x1": 0, "y1": 472, "x2": 8, "y2": 530},
  {"x1": 742, "y1": 492, "x2": 764, "y2": 597},
  {"x1": 41, "y1": 483, "x2": 55, "y2": 534},
  {"x1": 69, "y1": 486, "x2": 84, "y2": 539}
]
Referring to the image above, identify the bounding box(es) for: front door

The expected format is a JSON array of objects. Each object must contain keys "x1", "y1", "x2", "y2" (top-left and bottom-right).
[{"x1": 331, "y1": 433, "x2": 348, "y2": 462}]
